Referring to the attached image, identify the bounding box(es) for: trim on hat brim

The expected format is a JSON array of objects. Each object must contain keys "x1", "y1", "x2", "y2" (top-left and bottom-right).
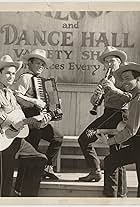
[
  {"x1": 98, "y1": 50, "x2": 127, "y2": 64},
  {"x1": 23, "y1": 54, "x2": 47, "y2": 65},
  {"x1": 115, "y1": 64, "x2": 140, "y2": 82},
  {"x1": 0, "y1": 62, "x2": 21, "y2": 71}
]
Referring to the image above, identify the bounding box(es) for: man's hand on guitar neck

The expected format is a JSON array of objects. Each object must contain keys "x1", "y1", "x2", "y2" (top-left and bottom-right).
[
  {"x1": 11, "y1": 120, "x2": 24, "y2": 131},
  {"x1": 23, "y1": 109, "x2": 61, "y2": 130},
  {"x1": 25, "y1": 112, "x2": 52, "y2": 129}
]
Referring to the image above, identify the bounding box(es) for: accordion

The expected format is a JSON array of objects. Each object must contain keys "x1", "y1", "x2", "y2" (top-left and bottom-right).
[{"x1": 32, "y1": 76, "x2": 63, "y2": 121}]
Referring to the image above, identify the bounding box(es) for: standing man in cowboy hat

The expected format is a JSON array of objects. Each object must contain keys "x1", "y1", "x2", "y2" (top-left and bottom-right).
[
  {"x1": 0, "y1": 55, "x2": 48, "y2": 197},
  {"x1": 14, "y1": 49, "x2": 63, "y2": 185},
  {"x1": 103, "y1": 62, "x2": 140, "y2": 197},
  {"x1": 78, "y1": 46, "x2": 132, "y2": 197}
]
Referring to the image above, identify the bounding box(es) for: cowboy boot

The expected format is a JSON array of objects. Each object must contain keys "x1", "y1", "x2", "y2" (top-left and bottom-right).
[{"x1": 79, "y1": 169, "x2": 102, "y2": 182}]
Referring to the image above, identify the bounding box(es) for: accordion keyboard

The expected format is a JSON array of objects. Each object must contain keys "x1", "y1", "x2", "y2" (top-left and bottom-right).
[
  {"x1": 33, "y1": 77, "x2": 48, "y2": 102},
  {"x1": 32, "y1": 76, "x2": 63, "y2": 121}
]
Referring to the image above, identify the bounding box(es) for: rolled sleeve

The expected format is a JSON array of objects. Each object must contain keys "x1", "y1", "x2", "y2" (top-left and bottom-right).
[
  {"x1": 14, "y1": 75, "x2": 30, "y2": 95},
  {"x1": 105, "y1": 91, "x2": 132, "y2": 109},
  {"x1": 108, "y1": 128, "x2": 132, "y2": 145}
]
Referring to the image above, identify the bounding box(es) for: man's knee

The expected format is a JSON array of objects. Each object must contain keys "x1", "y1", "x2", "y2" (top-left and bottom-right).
[
  {"x1": 54, "y1": 135, "x2": 63, "y2": 145},
  {"x1": 104, "y1": 155, "x2": 117, "y2": 175},
  {"x1": 51, "y1": 127, "x2": 63, "y2": 144},
  {"x1": 78, "y1": 132, "x2": 97, "y2": 149},
  {"x1": 78, "y1": 134, "x2": 91, "y2": 153},
  {"x1": 19, "y1": 157, "x2": 47, "y2": 169},
  {"x1": 78, "y1": 133, "x2": 85, "y2": 147}
]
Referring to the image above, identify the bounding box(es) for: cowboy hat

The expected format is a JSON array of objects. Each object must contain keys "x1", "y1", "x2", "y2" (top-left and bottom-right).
[
  {"x1": 98, "y1": 46, "x2": 127, "y2": 64},
  {"x1": 0, "y1": 55, "x2": 23, "y2": 71},
  {"x1": 115, "y1": 62, "x2": 140, "y2": 82},
  {"x1": 22, "y1": 49, "x2": 48, "y2": 65}
]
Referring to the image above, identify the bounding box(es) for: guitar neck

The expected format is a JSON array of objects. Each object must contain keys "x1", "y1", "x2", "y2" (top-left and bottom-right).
[{"x1": 22, "y1": 112, "x2": 52, "y2": 127}]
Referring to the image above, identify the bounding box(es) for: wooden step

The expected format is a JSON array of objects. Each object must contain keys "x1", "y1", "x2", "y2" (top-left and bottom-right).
[
  {"x1": 39, "y1": 137, "x2": 136, "y2": 171},
  {"x1": 38, "y1": 171, "x2": 137, "y2": 197},
  {"x1": 12, "y1": 170, "x2": 137, "y2": 197},
  {"x1": 61, "y1": 155, "x2": 104, "y2": 160}
]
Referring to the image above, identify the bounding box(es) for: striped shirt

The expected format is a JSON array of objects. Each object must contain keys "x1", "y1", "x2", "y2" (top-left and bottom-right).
[{"x1": 0, "y1": 82, "x2": 21, "y2": 124}]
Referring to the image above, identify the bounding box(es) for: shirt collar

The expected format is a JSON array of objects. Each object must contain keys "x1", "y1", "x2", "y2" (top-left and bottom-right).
[
  {"x1": 0, "y1": 82, "x2": 11, "y2": 92},
  {"x1": 0, "y1": 82, "x2": 7, "y2": 90}
]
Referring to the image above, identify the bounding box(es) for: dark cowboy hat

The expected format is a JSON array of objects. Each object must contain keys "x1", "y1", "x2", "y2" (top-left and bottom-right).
[
  {"x1": 98, "y1": 46, "x2": 127, "y2": 64},
  {"x1": 115, "y1": 62, "x2": 140, "y2": 82}
]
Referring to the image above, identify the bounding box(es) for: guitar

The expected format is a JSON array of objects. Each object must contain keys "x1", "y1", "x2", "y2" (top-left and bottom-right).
[
  {"x1": 0, "y1": 109, "x2": 53, "y2": 151},
  {"x1": 96, "y1": 121, "x2": 126, "y2": 135},
  {"x1": 0, "y1": 109, "x2": 29, "y2": 151},
  {"x1": 95, "y1": 121, "x2": 126, "y2": 145}
]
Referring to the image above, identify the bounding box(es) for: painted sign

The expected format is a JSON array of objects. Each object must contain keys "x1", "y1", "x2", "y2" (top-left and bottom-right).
[{"x1": 0, "y1": 11, "x2": 138, "y2": 83}]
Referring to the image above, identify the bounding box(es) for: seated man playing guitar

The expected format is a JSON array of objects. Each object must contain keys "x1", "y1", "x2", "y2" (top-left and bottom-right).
[{"x1": 0, "y1": 55, "x2": 48, "y2": 197}]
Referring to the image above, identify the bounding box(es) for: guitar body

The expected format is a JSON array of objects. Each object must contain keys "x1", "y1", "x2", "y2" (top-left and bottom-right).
[
  {"x1": 0, "y1": 109, "x2": 29, "y2": 151},
  {"x1": 0, "y1": 134, "x2": 14, "y2": 152},
  {"x1": 5, "y1": 124, "x2": 29, "y2": 139}
]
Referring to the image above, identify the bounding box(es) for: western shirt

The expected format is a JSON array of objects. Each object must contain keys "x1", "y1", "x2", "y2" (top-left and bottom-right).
[
  {"x1": 0, "y1": 82, "x2": 21, "y2": 124},
  {"x1": 104, "y1": 76, "x2": 131, "y2": 109},
  {"x1": 14, "y1": 72, "x2": 36, "y2": 108},
  {"x1": 0, "y1": 82, "x2": 47, "y2": 159},
  {"x1": 91, "y1": 75, "x2": 131, "y2": 110}
]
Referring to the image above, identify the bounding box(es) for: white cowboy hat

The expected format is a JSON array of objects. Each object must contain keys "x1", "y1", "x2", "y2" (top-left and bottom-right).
[
  {"x1": 115, "y1": 62, "x2": 140, "y2": 82},
  {"x1": 22, "y1": 49, "x2": 48, "y2": 65},
  {"x1": 98, "y1": 46, "x2": 127, "y2": 64},
  {"x1": 0, "y1": 55, "x2": 23, "y2": 71}
]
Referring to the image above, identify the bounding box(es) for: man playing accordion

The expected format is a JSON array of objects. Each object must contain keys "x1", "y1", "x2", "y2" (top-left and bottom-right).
[{"x1": 14, "y1": 49, "x2": 63, "y2": 195}]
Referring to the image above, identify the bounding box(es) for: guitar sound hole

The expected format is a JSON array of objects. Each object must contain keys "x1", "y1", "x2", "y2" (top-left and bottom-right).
[{"x1": 10, "y1": 124, "x2": 18, "y2": 132}]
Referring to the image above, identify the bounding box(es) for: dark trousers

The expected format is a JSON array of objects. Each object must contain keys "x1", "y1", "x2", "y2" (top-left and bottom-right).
[
  {"x1": 109, "y1": 144, "x2": 127, "y2": 197},
  {"x1": 104, "y1": 137, "x2": 140, "y2": 197},
  {"x1": 78, "y1": 107, "x2": 127, "y2": 197},
  {"x1": 15, "y1": 107, "x2": 63, "y2": 194},
  {"x1": 23, "y1": 107, "x2": 63, "y2": 165},
  {"x1": 0, "y1": 138, "x2": 21, "y2": 196},
  {"x1": 15, "y1": 157, "x2": 46, "y2": 197},
  {"x1": 0, "y1": 138, "x2": 46, "y2": 197}
]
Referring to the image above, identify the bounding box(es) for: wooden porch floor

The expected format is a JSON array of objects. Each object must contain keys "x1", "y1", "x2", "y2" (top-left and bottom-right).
[
  {"x1": 41, "y1": 170, "x2": 137, "y2": 187},
  {"x1": 39, "y1": 170, "x2": 138, "y2": 197}
]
